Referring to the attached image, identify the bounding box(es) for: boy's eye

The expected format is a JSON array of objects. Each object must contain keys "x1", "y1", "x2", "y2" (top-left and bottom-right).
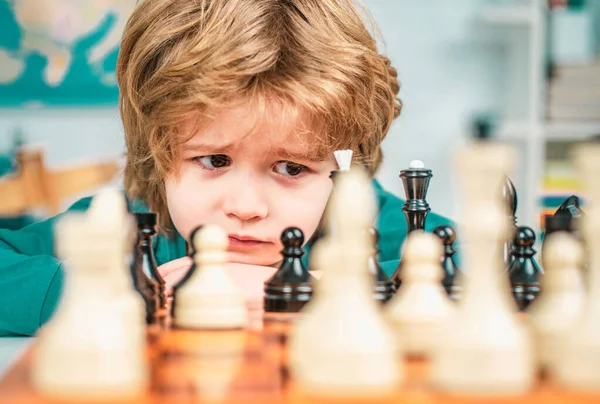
[
  {"x1": 274, "y1": 161, "x2": 307, "y2": 177},
  {"x1": 197, "y1": 154, "x2": 232, "y2": 169}
]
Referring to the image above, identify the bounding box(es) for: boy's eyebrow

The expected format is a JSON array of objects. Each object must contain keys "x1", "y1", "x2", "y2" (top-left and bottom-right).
[
  {"x1": 274, "y1": 147, "x2": 328, "y2": 162},
  {"x1": 181, "y1": 141, "x2": 236, "y2": 153},
  {"x1": 181, "y1": 142, "x2": 329, "y2": 162}
]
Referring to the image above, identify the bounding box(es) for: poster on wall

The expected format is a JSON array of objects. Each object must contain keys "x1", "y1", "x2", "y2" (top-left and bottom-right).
[{"x1": 0, "y1": 0, "x2": 135, "y2": 107}]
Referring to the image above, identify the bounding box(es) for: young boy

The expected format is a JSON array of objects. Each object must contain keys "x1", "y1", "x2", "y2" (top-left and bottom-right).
[{"x1": 0, "y1": 0, "x2": 453, "y2": 337}]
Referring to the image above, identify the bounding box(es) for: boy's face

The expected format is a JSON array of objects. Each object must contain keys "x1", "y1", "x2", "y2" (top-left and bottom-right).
[{"x1": 165, "y1": 104, "x2": 337, "y2": 266}]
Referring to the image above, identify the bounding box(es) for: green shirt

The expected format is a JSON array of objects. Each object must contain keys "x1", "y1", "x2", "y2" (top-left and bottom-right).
[{"x1": 0, "y1": 180, "x2": 454, "y2": 336}]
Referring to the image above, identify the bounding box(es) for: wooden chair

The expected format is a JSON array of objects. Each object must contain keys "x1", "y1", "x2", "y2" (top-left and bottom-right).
[{"x1": 0, "y1": 147, "x2": 122, "y2": 217}]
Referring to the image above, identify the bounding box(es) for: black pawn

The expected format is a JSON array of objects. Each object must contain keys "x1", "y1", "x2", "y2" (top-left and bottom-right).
[
  {"x1": 367, "y1": 228, "x2": 396, "y2": 303},
  {"x1": 171, "y1": 225, "x2": 203, "y2": 318},
  {"x1": 432, "y1": 225, "x2": 461, "y2": 301},
  {"x1": 391, "y1": 163, "x2": 433, "y2": 288},
  {"x1": 264, "y1": 227, "x2": 313, "y2": 313},
  {"x1": 132, "y1": 213, "x2": 162, "y2": 324},
  {"x1": 509, "y1": 226, "x2": 543, "y2": 311}
]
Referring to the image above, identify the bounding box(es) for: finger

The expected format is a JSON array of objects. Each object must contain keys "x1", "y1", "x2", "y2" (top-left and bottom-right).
[
  {"x1": 158, "y1": 256, "x2": 193, "y2": 279},
  {"x1": 163, "y1": 266, "x2": 192, "y2": 292},
  {"x1": 223, "y1": 264, "x2": 277, "y2": 304}
]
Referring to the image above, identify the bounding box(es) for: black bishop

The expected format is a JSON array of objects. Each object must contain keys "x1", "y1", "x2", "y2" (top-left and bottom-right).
[
  {"x1": 367, "y1": 227, "x2": 396, "y2": 303},
  {"x1": 132, "y1": 212, "x2": 163, "y2": 324},
  {"x1": 433, "y1": 224, "x2": 461, "y2": 301}
]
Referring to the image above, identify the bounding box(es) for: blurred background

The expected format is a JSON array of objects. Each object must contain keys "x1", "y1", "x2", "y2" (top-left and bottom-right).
[{"x1": 0, "y1": 0, "x2": 598, "y2": 236}]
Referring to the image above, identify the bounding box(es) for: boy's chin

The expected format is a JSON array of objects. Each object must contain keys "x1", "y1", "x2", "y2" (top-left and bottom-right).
[{"x1": 226, "y1": 252, "x2": 281, "y2": 268}]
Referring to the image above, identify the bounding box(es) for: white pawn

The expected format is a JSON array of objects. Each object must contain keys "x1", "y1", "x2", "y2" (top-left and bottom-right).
[
  {"x1": 528, "y1": 231, "x2": 585, "y2": 374},
  {"x1": 33, "y1": 214, "x2": 148, "y2": 399},
  {"x1": 288, "y1": 166, "x2": 401, "y2": 397},
  {"x1": 174, "y1": 224, "x2": 248, "y2": 329},
  {"x1": 555, "y1": 144, "x2": 600, "y2": 391},
  {"x1": 430, "y1": 142, "x2": 534, "y2": 395},
  {"x1": 385, "y1": 230, "x2": 455, "y2": 357}
]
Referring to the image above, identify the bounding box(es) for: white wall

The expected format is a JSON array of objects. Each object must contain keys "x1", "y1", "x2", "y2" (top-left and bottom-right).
[
  {"x1": 368, "y1": 0, "x2": 507, "y2": 220},
  {"x1": 0, "y1": 0, "x2": 521, "y2": 222},
  {"x1": 0, "y1": 108, "x2": 124, "y2": 168}
]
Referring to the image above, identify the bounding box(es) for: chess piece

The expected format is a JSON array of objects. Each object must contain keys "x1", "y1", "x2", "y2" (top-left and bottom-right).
[
  {"x1": 543, "y1": 195, "x2": 584, "y2": 246},
  {"x1": 501, "y1": 176, "x2": 518, "y2": 265},
  {"x1": 131, "y1": 213, "x2": 162, "y2": 324},
  {"x1": 173, "y1": 224, "x2": 248, "y2": 329},
  {"x1": 134, "y1": 213, "x2": 166, "y2": 308},
  {"x1": 86, "y1": 189, "x2": 146, "y2": 329},
  {"x1": 170, "y1": 226, "x2": 202, "y2": 317},
  {"x1": 263, "y1": 227, "x2": 313, "y2": 313},
  {"x1": 555, "y1": 144, "x2": 600, "y2": 391},
  {"x1": 399, "y1": 160, "x2": 432, "y2": 233},
  {"x1": 544, "y1": 214, "x2": 576, "y2": 238},
  {"x1": 509, "y1": 226, "x2": 543, "y2": 311},
  {"x1": 555, "y1": 194, "x2": 584, "y2": 220},
  {"x1": 385, "y1": 230, "x2": 455, "y2": 358},
  {"x1": 33, "y1": 211, "x2": 148, "y2": 398},
  {"x1": 433, "y1": 224, "x2": 461, "y2": 300},
  {"x1": 528, "y1": 231, "x2": 585, "y2": 374},
  {"x1": 391, "y1": 159, "x2": 433, "y2": 288},
  {"x1": 472, "y1": 114, "x2": 495, "y2": 140},
  {"x1": 289, "y1": 166, "x2": 401, "y2": 396},
  {"x1": 333, "y1": 149, "x2": 353, "y2": 172},
  {"x1": 431, "y1": 142, "x2": 534, "y2": 395},
  {"x1": 367, "y1": 227, "x2": 396, "y2": 303},
  {"x1": 320, "y1": 149, "x2": 353, "y2": 239}
]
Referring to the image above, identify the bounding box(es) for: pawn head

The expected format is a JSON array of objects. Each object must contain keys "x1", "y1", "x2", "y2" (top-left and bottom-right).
[
  {"x1": 367, "y1": 227, "x2": 379, "y2": 243},
  {"x1": 192, "y1": 224, "x2": 228, "y2": 254},
  {"x1": 432, "y1": 225, "x2": 456, "y2": 246},
  {"x1": 281, "y1": 227, "x2": 304, "y2": 248},
  {"x1": 404, "y1": 230, "x2": 443, "y2": 265},
  {"x1": 513, "y1": 226, "x2": 536, "y2": 247},
  {"x1": 403, "y1": 230, "x2": 444, "y2": 281},
  {"x1": 187, "y1": 225, "x2": 204, "y2": 254}
]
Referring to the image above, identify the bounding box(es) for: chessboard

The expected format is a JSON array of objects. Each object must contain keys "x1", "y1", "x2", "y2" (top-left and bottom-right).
[{"x1": 1, "y1": 311, "x2": 600, "y2": 404}]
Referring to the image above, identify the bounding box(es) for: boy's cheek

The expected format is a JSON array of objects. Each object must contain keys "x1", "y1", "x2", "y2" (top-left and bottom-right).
[{"x1": 164, "y1": 174, "x2": 214, "y2": 241}]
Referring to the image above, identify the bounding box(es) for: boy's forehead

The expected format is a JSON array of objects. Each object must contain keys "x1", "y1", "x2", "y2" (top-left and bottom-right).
[{"x1": 179, "y1": 104, "x2": 333, "y2": 160}]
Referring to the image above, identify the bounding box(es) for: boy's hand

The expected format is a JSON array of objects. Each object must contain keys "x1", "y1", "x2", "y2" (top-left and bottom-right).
[
  {"x1": 157, "y1": 258, "x2": 277, "y2": 304},
  {"x1": 157, "y1": 256, "x2": 193, "y2": 291}
]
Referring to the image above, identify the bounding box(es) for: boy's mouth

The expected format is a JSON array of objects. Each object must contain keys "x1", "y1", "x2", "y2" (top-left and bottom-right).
[{"x1": 228, "y1": 234, "x2": 269, "y2": 250}]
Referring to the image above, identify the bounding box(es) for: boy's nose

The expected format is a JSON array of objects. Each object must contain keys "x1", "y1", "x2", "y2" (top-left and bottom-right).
[{"x1": 222, "y1": 178, "x2": 268, "y2": 222}]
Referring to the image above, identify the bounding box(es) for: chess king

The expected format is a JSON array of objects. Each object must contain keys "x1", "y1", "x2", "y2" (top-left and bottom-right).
[{"x1": 0, "y1": 0, "x2": 454, "y2": 336}]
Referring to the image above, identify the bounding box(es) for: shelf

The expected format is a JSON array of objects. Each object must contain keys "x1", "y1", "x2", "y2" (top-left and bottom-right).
[
  {"x1": 545, "y1": 120, "x2": 600, "y2": 140},
  {"x1": 478, "y1": 2, "x2": 535, "y2": 25},
  {"x1": 496, "y1": 120, "x2": 600, "y2": 141},
  {"x1": 496, "y1": 121, "x2": 539, "y2": 140}
]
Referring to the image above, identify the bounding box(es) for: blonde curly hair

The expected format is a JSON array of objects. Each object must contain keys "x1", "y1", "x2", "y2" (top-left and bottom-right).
[{"x1": 117, "y1": 0, "x2": 401, "y2": 233}]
